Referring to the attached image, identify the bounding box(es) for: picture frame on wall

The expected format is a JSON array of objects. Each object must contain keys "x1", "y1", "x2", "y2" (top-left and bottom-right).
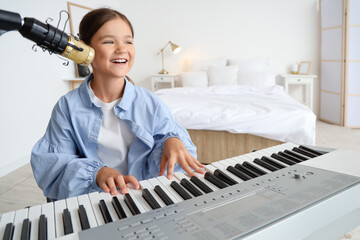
[
  {"x1": 67, "y1": 2, "x2": 93, "y2": 77},
  {"x1": 298, "y1": 61, "x2": 311, "y2": 75}
]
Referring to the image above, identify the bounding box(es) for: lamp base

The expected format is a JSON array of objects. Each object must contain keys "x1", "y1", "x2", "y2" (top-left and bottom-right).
[{"x1": 158, "y1": 69, "x2": 169, "y2": 74}]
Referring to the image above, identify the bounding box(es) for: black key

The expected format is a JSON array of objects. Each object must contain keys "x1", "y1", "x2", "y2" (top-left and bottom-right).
[
  {"x1": 63, "y1": 208, "x2": 74, "y2": 235},
  {"x1": 170, "y1": 181, "x2": 192, "y2": 200},
  {"x1": 254, "y1": 158, "x2": 279, "y2": 172},
  {"x1": 154, "y1": 185, "x2": 174, "y2": 206},
  {"x1": 292, "y1": 147, "x2": 318, "y2": 158},
  {"x1": 142, "y1": 188, "x2": 161, "y2": 210},
  {"x1": 227, "y1": 166, "x2": 252, "y2": 181},
  {"x1": 99, "y1": 199, "x2": 113, "y2": 223},
  {"x1": 284, "y1": 150, "x2": 309, "y2": 161},
  {"x1": 204, "y1": 172, "x2": 228, "y2": 189},
  {"x1": 190, "y1": 176, "x2": 213, "y2": 194},
  {"x1": 38, "y1": 214, "x2": 47, "y2": 240},
  {"x1": 299, "y1": 145, "x2": 324, "y2": 156},
  {"x1": 20, "y1": 218, "x2": 31, "y2": 240},
  {"x1": 112, "y1": 196, "x2": 127, "y2": 219},
  {"x1": 3, "y1": 223, "x2": 14, "y2": 240},
  {"x1": 243, "y1": 161, "x2": 267, "y2": 175},
  {"x1": 235, "y1": 163, "x2": 261, "y2": 178},
  {"x1": 261, "y1": 156, "x2": 286, "y2": 169},
  {"x1": 180, "y1": 178, "x2": 203, "y2": 197},
  {"x1": 270, "y1": 154, "x2": 296, "y2": 165},
  {"x1": 78, "y1": 205, "x2": 90, "y2": 230},
  {"x1": 213, "y1": 169, "x2": 238, "y2": 185},
  {"x1": 124, "y1": 193, "x2": 141, "y2": 215},
  {"x1": 278, "y1": 152, "x2": 303, "y2": 163}
]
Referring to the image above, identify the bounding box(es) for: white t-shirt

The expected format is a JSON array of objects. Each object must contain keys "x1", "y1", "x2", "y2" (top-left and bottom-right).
[{"x1": 88, "y1": 82, "x2": 135, "y2": 175}]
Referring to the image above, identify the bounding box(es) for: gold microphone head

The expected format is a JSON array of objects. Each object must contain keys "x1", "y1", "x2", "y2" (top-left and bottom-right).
[{"x1": 61, "y1": 35, "x2": 95, "y2": 66}]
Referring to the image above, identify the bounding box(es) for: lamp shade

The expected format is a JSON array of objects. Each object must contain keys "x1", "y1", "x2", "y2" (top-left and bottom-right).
[{"x1": 170, "y1": 42, "x2": 181, "y2": 54}]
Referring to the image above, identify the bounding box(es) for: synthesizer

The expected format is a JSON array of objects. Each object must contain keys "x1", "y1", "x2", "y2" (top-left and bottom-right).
[{"x1": 1, "y1": 142, "x2": 360, "y2": 240}]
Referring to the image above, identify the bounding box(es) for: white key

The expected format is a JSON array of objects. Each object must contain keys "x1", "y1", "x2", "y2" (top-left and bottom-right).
[
  {"x1": 28, "y1": 204, "x2": 42, "y2": 240},
  {"x1": 99, "y1": 192, "x2": 119, "y2": 222},
  {"x1": 211, "y1": 161, "x2": 244, "y2": 183},
  {"x1": 114, "y1": 194, "x2": 133, "y2": 218},
  {"x1": 157, "y1": 176, "x2": 185, "y2": 202},
  {"x1": 140, "y1": 180, "x2": 166, "y2": 208},
  {"x1": 42, "y1": 202, "x2": 56, "y2": 240},
  {"x1": 128, "y1": 188, "x2": 151, "y2": 213},
  {"x1": 77, "y1": 194, "x2": 98, "y2": 229},
  {"x1": 66, "y1": 197, "x2": 82, "y2": 234},
  {"x1": 54, "y1": 199, "x2": 67, "y2": 237},
  {"x1": 0, "y1": 211, "x2": 15, "y2": 239},
  {"x1": 12, "y1": 208, "x2": 28, "y2": 240},
  {"x1": 88, "y1": 192, "x2": 105, "y2": 226},
  {"x1": 147, "y1": 177, "x2": 179, "y2": 203}
]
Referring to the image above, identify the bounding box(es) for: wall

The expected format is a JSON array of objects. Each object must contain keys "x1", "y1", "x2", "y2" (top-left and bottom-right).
[{"x1": 0, "y1": 0, "x2": 319, "y2": 177}]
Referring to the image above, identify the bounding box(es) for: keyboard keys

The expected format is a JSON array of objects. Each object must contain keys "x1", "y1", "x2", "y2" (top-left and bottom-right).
[
  {"x1": 99, "y1": 200, "x2": 113, "y2": 223},
  {"x1": 180, "y1": 178, "x2": 203, "y2": 197},
  {"x1": 243, "y1": 161, "x2": 267, "y2": 175},
  {"x1": 112, "y1": 196, "x2": 128, "y2": 219},
  {"x1": 227, "y1": 166, "x2": 252, "y2": 181},
  {"x1": 292, "y1": 147, "x2": 318, "y2": 158},
  {"x1": 78, "y1": 205, "x2": 90, "y2": 230},
  {"x1": 170, "y1": 181, "x2": 192, "y2": 200},
  {"x1": 38, "y1": 214, "x2": 47, "y2": 240},
  {"x1": 213, "y1": 169, "x2": 238, "y2": 186},
  {"x1": 190, "y1": 176, "x2": 213, "y2": 194},
  {"x1": 153, "y1": 185, "x2": 174, "y2": 206},
  {"x1": 234, "y1": 163, "x2": 260, "y2": 178},
  {"x1": 204, "y1": 172, "x2": 228, "y2": 189},
  {"x1": 142, "y1": 188, "x2": 162, "y2": 210},
  {"x1": 140, "y1": 180, "x2": 166, "y2": 208},
  {"x1": 63, "y1": 208, "x2": 74, "y2": 234},
  {"x1": 20, "y1": 218, "x2": 30, "y2": 240},
  {"x1": 3, "y1": 223, "x2": 14, "y2": 240},
  {"x1": 299, "y1": 145, "x2": 324, "y2": 156},
  {"x1": 124, "y1": 193, "x2": 141, "y2": 216},
  {"x1": 13, "y1": 208, "x2": 28, "y2": 240}
]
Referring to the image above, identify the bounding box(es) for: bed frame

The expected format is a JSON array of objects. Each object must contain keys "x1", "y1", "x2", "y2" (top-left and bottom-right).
[{"x1": 187, "y1": 130, "x2": 282, "y2": 164}]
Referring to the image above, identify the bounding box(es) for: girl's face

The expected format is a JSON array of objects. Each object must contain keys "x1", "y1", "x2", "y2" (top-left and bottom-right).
[{"x1": 90, "y1": 17, "x2": 135, "y2": 80}]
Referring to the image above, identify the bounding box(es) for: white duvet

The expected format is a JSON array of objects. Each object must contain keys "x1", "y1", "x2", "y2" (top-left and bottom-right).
[{"x1": 156, "y1": 85, "x2": 316, "y2": 145}]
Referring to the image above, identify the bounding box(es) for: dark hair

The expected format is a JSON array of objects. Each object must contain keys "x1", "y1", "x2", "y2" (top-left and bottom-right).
[{"x1": 79, "y1": 8, "x2": 134, "y2": 45}]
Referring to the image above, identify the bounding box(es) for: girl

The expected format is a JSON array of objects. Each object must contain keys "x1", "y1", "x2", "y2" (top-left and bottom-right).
[{"x1": 31, "y1": 8, "x2": 205, "y2": 201}]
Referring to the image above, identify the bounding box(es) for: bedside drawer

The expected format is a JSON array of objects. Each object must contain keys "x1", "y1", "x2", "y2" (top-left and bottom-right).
[
  {"x1": 286, "y1": 77, "x2": 310, "y2": 84},
  {"x1": 152, "y1": 76, "x2": 173, "y2": 82}
]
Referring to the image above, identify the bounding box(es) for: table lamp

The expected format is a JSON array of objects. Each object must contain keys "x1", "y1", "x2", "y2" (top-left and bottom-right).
[{"x1": 157, "y1": 41, "x2": 181, "y2": 74}]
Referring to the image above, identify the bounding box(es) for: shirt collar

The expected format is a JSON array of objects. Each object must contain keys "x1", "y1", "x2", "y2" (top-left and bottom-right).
[{"x1": 79, "y1": 73, "x2": 135, "y2": 110}]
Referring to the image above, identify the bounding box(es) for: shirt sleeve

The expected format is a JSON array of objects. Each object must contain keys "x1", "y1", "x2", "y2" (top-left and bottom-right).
[
  {"x1": 146, "y1": 96, "x2": 197, "y2": 177},
  {"x1": 30, "y1": 99, "x2": 103, "y2": 200}
]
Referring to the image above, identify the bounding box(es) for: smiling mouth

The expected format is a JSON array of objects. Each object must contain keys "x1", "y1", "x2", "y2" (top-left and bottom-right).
[{"x1": 111, "y1": 59, "x2": 128, "y2": 64}]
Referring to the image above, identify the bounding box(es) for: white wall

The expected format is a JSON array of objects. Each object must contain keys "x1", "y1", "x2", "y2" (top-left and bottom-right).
[{"x1": 0, "y1": 0, "x2": 319, "y2": 177}]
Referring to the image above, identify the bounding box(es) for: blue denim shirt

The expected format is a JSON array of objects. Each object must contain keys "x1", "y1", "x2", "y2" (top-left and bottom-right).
[{"x1": 31, "y1": 74, "x2": 197, "y2": 200}]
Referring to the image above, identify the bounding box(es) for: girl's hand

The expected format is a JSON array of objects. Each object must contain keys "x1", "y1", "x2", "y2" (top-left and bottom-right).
[
  {"x1": 96, "y1": 167, "x2": 140, "y2": 195},
  {"x1": 160, "y1": 138, "x2": 205, "y2": 179}
]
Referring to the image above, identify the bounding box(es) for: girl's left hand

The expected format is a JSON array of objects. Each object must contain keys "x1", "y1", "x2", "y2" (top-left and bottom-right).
[{"x1": 159, "y1": 137, "x2": 205, "y2": 179}]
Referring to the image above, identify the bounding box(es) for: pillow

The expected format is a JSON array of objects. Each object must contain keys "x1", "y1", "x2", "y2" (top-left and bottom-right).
[
  {"x1": 181, "y1": 71, "x2": 208, "y2": 87},
  {"x1": 188, "y1": 59, "x2": 227, "y2": 71},
  {"x1": 208, "y1": 65, "x2": 238, "y2": 86},
  {"x1": 228, "y1": 59, "x2": 271, "y2": 73},
  {"x1": 237, "y1": 72, "x2": 276, "y2": 87}
]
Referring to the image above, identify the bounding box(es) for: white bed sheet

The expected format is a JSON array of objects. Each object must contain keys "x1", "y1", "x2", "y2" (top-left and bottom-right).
[{"x1": 156, "y1": 85, "x2": 316, "y2": 145}]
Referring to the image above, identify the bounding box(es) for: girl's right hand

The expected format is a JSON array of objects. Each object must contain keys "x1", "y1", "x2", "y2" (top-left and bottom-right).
[{"x1": 96, "y1": 166, "x2": 140, "y2": 195}]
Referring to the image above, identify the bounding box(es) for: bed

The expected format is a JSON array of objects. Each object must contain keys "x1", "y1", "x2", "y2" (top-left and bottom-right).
[{"x1": 155, "y1": 59, "x2": 316, "y2": 164}]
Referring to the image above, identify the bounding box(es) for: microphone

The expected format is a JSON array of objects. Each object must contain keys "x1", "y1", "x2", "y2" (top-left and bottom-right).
[{"x1": 0, "y1": 9, "x2": 94, "y2": 66}]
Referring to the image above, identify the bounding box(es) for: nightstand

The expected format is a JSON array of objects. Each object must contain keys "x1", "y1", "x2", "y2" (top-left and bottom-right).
[
  {"x1": 151, "y1": 74, "x2": 176, "y2": 91},
  {"x1": 281, "y1": 74, "x2": 317, "y2": 111}
]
